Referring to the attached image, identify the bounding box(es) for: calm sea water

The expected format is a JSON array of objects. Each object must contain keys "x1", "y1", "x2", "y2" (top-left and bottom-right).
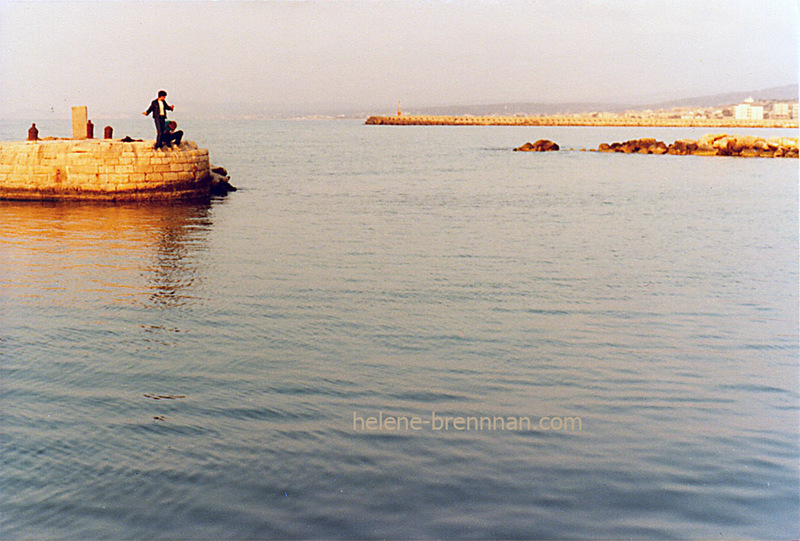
[{"x1": 1, "y1": 119, "x2": 798, "y2": 539}]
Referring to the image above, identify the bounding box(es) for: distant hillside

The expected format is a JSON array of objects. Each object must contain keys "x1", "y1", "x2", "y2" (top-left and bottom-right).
[
  {"x1": 643, "y1": 84, "x2": 798, "y2": 110},
  {"x1": 398, "y1": 85, "x2": 799, "y2": 117},
  {"x1": 406, "y1": 101, "x2": 628, "y2": 117}
]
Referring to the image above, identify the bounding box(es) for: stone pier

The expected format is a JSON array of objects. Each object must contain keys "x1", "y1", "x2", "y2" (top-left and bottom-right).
[
  {"x1": 0, "y1": 139, "x2": 212, "y2": 201},
  {"x1": 365, "y1": 114, "x2": 799, "y2": 128}
]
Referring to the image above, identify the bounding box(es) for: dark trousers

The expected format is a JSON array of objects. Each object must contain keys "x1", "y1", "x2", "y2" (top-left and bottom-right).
[
  {"x1": 154, "y1": 117, "x2": 167, "y2": 149},
  {"x1": 163, "y1": 130, "x2": 183, "y2": 147}
]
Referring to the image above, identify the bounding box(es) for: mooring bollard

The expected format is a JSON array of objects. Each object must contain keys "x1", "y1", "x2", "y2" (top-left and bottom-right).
[
  {"x1": 27, "y1": 123, "x2": 39, "y2": 141},
  {"x1": 87, "y1": 120, "x2": 94, "y2": 139},
  {"x1": 104, "y1": 126, "x2": 113, "y2": 139}
]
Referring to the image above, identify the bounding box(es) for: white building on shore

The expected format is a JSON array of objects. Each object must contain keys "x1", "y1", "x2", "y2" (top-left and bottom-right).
[
  {"x1": 772, "y1": 102, "x2": 791, "y2": 118},
  {"x1": 734, "y1": 98, "x2": 764, "y2": 120}
]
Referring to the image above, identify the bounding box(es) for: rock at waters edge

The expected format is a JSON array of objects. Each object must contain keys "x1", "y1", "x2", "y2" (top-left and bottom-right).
[
  {"x1": 514, "y1": 139, "x2": 560, "y2": 152},
  {"x1": 596, "y1": 134, "x2": 798, "y2": 158},
  {"x1": 209, "y1": 166, "x2": 237, "y2": 195}
]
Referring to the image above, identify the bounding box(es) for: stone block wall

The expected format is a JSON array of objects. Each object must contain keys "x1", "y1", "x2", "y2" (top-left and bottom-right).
[{"x1": 0, "y1": 140, "x2": 211, "y2": 201}]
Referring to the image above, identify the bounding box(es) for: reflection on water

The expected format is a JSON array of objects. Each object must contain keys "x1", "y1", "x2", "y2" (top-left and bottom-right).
[
  {"x1": 147, "y1": 204, "x2": 214, "y2": 309},
  {"x1": 0, "y1": 200, "x2": 213, "y2": 310}
]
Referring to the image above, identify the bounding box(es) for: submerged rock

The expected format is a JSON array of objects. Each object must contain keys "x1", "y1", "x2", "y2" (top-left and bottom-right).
[
  {"x1": 666, "y1": 139, "x2": 698, "y2": 155},
  {"x1": 597, "y1": 138, "x2": 669, "y2": 154},
  {"x1": 514, "y1": 139, "x2": 560, "y2": 152}
]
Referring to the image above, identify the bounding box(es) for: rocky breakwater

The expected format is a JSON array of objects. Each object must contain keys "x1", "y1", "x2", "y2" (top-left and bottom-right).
[
  {"x1": 0, "y1": 139, "x2": 231, "y2": 201},
  {"x1": 597, "y1": 134, "x2": 798, "y2": 158}
]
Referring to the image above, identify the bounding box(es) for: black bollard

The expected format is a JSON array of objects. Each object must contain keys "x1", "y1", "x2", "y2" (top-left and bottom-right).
[
  {"x1": 27, "y1": 123, "x2": 39, "y2": 141},
  {"x1": 104, "y1": 126, "x2": 113, "y2": 139},
  {"x1": 87, "y1": 120, "x2": 94, "y2": 139}
]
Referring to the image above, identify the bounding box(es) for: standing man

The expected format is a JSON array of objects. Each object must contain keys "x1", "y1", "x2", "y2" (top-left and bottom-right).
[{"x1": 143, "y1": 90, "x2": 174, "y2": 150}]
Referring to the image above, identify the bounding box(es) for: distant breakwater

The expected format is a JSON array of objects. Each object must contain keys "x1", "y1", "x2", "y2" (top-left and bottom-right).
[
  {"x1": 0, "y1": 140, "x2": 213, "y2": 201},
  {"x1": 366, "y1": 115, "x2": 798, "y2": 128}
]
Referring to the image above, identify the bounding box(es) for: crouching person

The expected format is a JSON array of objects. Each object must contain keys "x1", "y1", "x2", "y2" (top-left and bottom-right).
[{"x1": 163, "y1": 120, "x2": 184, "y2": 148}]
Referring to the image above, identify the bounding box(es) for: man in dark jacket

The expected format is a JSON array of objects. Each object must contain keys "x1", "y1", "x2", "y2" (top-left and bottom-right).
[{"x1": 143, "y1": 90, "x2": 174, "y2": 149}]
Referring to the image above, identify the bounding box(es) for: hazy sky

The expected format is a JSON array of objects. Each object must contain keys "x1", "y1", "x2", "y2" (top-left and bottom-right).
[{"x1": 1, "y1": 0, "x2": 797, "y2": 118}]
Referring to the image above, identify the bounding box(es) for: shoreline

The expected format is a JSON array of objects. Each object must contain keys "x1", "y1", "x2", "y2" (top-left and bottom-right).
[{"x1": 366, "y1": 115, "x2": 798, "y2": 128}]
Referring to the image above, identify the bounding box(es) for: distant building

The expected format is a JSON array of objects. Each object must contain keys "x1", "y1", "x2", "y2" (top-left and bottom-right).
[
  {"x1": 734, "y1": 102, "x2": 764, "y2": 120},
  {"x1": 772, "y1": 102, "x2": 790, "y2": 118}
]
